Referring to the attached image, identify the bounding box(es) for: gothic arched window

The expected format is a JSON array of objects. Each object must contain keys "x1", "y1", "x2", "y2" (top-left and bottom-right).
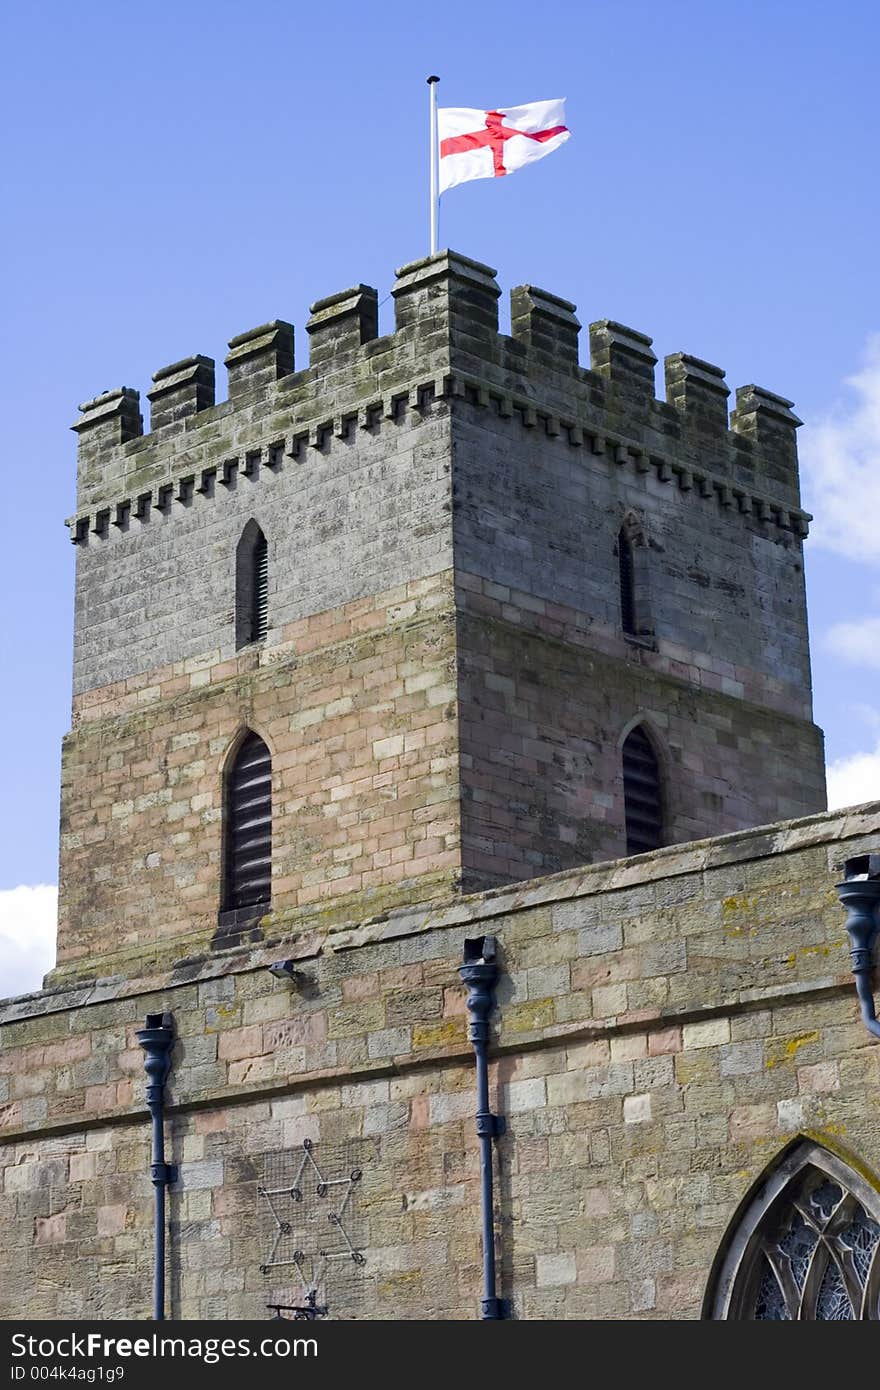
[
  {"x1": 622, "y1": 724, "x2": 663, "y2": 855},
  {"x1": 707, "y1": 1141, "x2": 880, "y2": 1321},
  {"x1": 222, "y1": 731, "x2": 272, "y2": 914},
  {"x1": 236, "y1": 521, "x2": 268, "y2": 648}
]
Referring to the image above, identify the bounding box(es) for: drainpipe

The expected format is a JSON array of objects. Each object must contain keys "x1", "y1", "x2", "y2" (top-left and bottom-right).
[
  {"x1": 835, "y1": 855, "x2": 880, "y2": 1040},
  {"x1": 136, "y1": 1012, "x2": 177, "y2": 1320},
  {"x1": 459, "y1": 936, "x2": 505, "y2": 1320}
]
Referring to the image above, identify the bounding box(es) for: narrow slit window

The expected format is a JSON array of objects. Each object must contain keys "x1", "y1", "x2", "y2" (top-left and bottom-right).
[
  {"x1": 618, "y1": 527, "x2": 636, "y2": 636},
  {"x1": 223, "y1": 731, "x2": 272, "y2": 912},
  {"x1": 236, "y1": 521, "x2": 268, "y2": 648},
  {"x1": 253, "y1": 530, "x2": 268, "y2": 641},
  {"x1": 622, "y1": 725, "x2": 663, "y2": 855}
]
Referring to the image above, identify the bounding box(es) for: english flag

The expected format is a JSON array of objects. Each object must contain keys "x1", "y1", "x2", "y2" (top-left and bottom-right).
[{"x1": 438, "y1": 99, "x2": 570, "y2": 193}]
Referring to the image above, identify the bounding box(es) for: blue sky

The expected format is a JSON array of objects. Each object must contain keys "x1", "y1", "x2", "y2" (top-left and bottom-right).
[{"x1": 2, "y1": 0, "x2": 879, "y2": 990}]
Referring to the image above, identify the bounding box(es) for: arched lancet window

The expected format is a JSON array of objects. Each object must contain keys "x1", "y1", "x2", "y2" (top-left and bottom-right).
[
  {"x1": 707, "y1": 1141, "x2": 880, "y2": 1321},
  {"x1": 618, "y1": 526, "x2": 636, "y2": 636},
  {"x1": 622, "y1": 724, "x2": 663, "y2": 855},
  {"x1": 235, "y1": 521, "x2": 268, "y2": 648},
  {"x1": 222, "y1": 731, "x2": 272, "y2": 914}
]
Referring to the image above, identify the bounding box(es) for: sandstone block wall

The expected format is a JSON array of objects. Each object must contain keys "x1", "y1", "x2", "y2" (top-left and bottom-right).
[
  {"x1": 58, "y1": 574, "x2": 460, "y2": 981},
  {"x1": 456, "y1": 595, "x2": 825, "y2": 886},
  {"x1": 3, "y1": 805, "x2": 879, "y2": 1320}
]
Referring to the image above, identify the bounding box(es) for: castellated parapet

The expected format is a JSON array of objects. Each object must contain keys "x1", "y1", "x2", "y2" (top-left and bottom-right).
[{"x1": 57, "y1": 251, "x2": 825, "y2": 985}]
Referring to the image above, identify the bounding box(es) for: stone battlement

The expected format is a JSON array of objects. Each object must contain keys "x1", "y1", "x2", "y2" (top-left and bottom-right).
[{"x1": 68, "y1": 251, "x2": 809, "y2": 540}]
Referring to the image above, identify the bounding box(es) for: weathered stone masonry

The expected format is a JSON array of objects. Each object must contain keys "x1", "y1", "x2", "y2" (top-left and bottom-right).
[
  {"x1": 2, "y1": 806, "x2": 879, "y2": 1319},
  {"x1": 57, "y1": 252, "x2": 825, "y2": 982}
]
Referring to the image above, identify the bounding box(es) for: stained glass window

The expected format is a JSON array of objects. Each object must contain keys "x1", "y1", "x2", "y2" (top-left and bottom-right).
[{"x1": 710, "y1": 1146, "x2": 880, "y2": 1321}]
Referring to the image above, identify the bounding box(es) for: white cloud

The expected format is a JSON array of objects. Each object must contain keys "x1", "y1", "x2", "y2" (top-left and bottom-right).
[
  {"x1": 802, "y1": 334, "x2": 880, "y2": 563},
  {"x1": 826, "y1": 745, "x2": 880, "y2": 811},
  {"x1": 0, "y1": 885, "x2": 57, "y2": 1000},
  {"x1": 825, "y1": 617, "x2": 880, "y2": 670}
]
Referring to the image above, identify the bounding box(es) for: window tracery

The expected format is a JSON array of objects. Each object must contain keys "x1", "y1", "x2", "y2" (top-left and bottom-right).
[{"x1": 708, "y1": 1142, "x2": 880, "y2": 1321}]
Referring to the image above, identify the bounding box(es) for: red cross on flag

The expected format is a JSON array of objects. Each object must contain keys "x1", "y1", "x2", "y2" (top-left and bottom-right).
[{"x1": 438, "y1": 99, "x2": 570, "y2": 193}]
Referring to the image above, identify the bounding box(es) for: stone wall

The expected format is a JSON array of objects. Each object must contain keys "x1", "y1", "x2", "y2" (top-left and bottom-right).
[
  {"x1": 456, "y1": 592, "x2": 825, "y2": 885},
  {"x1": 58, "y1": 573, "x2": 460, "y2": 981},
  {"x1": 4, "y1": 804, "x2": 879, "y2": 1320}
]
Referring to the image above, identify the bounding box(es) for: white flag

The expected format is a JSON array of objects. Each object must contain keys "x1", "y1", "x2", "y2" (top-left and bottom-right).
[{"x1": 438, "y1": 99, "x2": 570, "y2": 194}]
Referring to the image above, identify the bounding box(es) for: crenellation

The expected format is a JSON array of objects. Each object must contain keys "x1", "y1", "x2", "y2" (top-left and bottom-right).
[
  {"x1": 224, "y1": 320, "x2": 294, "y2": 401},
  {"x1": 589, "y1": 321, "x2": 658, "y2": 413},
  {"x1": 147, "y1": 355, "x2": 215, "y2": 432},
  {"x1": 392, "y1": 250, "x2": 501, "y2": 347},
  {"x1": 69, "y1": 257, "x2": 809, "y2": 553},
  {"x1": 306, "y1": 285, "x2": 379, "y2": 366},
  {"x1": 72, "y1": 388, "x2": 143, "y2": 479},
  {"x1": 510, "y1": 284, "x2": 580, "y2": 366},
  {"x1": 729, "y1": 384, "x2": 802, "y2": 509},
  {"x1": 664, "y1": 352, "x2": 730, "y2": 445}
]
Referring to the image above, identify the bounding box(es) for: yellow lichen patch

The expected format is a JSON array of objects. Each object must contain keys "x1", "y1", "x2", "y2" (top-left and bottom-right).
[
  {"x1": 203, "y1": 1004, "x2": 237, "y2": 1033},
  {"x1": 411, "y1": 1019, "x2": 466, "y2": 1050},
  {"x1": 801, "y1": 1128, "x2": 880, "y2": 1191},
  {"x1": 721, "y1": 894, "x2": 760, "y2": 936},
  {"x1": 501, "y1": 998, "x2": 556, "y2": 1034},
  {"x1": 378, "y1": 1272, "x2": 420, "y2": 1298},
  {"x1": 782, "y1": 941, "x2": 842, "y2": 969},
  {"x1": 765, "y1": 1031, "x2": 820, "y2": 1068}
]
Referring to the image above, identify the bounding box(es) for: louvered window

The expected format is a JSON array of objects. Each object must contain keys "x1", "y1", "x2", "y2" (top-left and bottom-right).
[
  {"x1": 236, "y1": 521, "x2": 268, "y2": 648},
  {"x1": 618, "y1": 527, "x2": 636, "y2": 635},
  {"x1": 622, "y1": 725, "x2": 663, "y2": 855},
  {"x1": 224, "y1": 732, "x2": 272, "y2": 910}
]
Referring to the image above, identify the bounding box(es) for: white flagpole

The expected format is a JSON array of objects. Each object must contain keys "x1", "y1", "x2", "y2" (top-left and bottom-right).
[{"x1": 428, "y1": 75, "x2": 439, "y2": 256}]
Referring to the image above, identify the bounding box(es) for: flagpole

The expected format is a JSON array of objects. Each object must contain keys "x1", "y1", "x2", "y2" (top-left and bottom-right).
[{"x1": 428, "y1": 75, "x2": 439, "y2": 256}]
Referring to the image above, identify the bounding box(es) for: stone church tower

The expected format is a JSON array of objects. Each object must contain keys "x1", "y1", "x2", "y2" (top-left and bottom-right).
[
  {"x1": 7, "y1": 252, "x2": 874, "y2": 1327},
  {"x1": 56, "y1": 250, "x2": 824, "y2": 985}
]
